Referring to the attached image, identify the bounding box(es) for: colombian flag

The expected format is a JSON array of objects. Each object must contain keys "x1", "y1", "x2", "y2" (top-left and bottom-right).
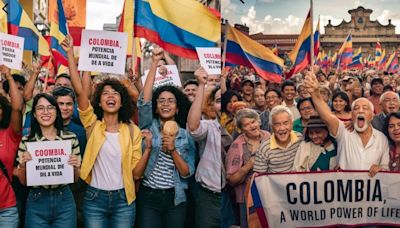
[
  {"x1": 246, "y1": 174, "x2": 268, "y2": 228},
  {"x1": 338, "y1": 33, "x2": 352, "y2": 67},
  {"x1": 348, "y1": 47, "x2": 362, "y2": 69},
  {"x1": 378, "y1": 49, "x2": 387, "y2": 70},
  {"x1": 375, "y1": 41, "x2": 382, "y2": 65},
  {"x1": 386, "y1": 51, "x2": 399, "y2": 73},
  {"x1": 134, "y1": 0, "x2": 220, "y2": 59},
  {"x1": 225, "y1": 24, "x2": 284, "y2": 83},
  {"x1": 287, "y1": 10, "x2": 312, "y2": 78},
  {"x1": 314, "y1": 17, "x2": 320, "y2": 58},
  {"x1": 49, "y1": 0, "x2": 68, "y2": 67},
  {"x1": 5, "y1": 0, "x2": 50, "y2": 56}
]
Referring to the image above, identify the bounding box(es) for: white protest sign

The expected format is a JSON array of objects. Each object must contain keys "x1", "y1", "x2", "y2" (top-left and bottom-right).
[
  {"x1": 252, "y1": 171, "x2": 400, "y2": 227},
  {"x1": 196, "y1": 47, "x2": 221, "y2": 75},
  {"x1": 26, "y1": 140, "x2": 73, "y2": 186},
  {"x1": 78, "y1": 30, "x2": 127, "y2": 75},
  {"x1": 0, "y1": 33, "x2": 24, "y2": 70},
  {"x1": 141, "y1": 65, "x2": 182, "y2": 88}
]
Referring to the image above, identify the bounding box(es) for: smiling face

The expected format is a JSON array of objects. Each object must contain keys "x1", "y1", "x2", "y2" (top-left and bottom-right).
[
  {"x1": 183, "y1": 84, "x2": 197, "y2": 102},
  {"x1": 388, "y1": 116, "x2": 400, "y2": 144},
  {"x1": 332, "y1": 96, "x2": 347, "y2": 112},
  {"x1": 240, "y1": 117, "x2": 261, "y2": 139},
  {"x1": 265, "y1": 91, "x2": 282, "y2": 110},
  {"x1": 308, "y1": 127, "x2": 329, "y2": 145},
  {"x1": 352, "y1": 99, "x2": 373, "y2": 133},
  {"x1": 34, "y1": 97, "x2": 57, "y2": 128},
  {"x1": 99, "y1": 85, "x2": 121, "y2": 114},
  {"x1": 282, "y1": 85, "x2": 296, "y2": 102},
  {"x1": 381, "y1": 92, "x2": 400, "y2": 114},
  {"x1": 156, "y1": 91, "x2": 178, "y2": 121},
  {"x1": 299, "y1": 100, "x2": 316, "y2": 120},
  {"x1": 271, "y1": 111, "x2": 293, "y2": 145},
  {"x1": 56, "y1": 95, "x2": 74, "y2": 122},
  {"x1": 254, "y1": 89, "x2": 266, "y2": 108}
]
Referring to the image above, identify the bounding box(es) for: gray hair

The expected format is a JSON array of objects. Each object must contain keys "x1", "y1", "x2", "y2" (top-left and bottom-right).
[
  {"x1": 379, "y1": 91, "x2": 400, "y2": 104},
  {"x1": 269, "y1": 105, "x2": 294, "y2": 126},
  {"x1": 235, "y1": 108, "x2": 260, "y2": 130},
  {"x1": 351, "y1": 97, "x2": 374, "y2": 113}
]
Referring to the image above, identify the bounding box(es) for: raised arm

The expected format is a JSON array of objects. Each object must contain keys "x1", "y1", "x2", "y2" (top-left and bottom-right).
[
  {"x1": 304, "y1": 72, "x2": 339, "y2": 136},
  {"x1": 81, "y1": 71, "x2": 92, "y2": 100},
  {"x1": 3, "y1": 65, "x2": 23, "y2": 133},
  {"x1": 221, "y1": 68, "x2": 228, "y2": 94},
  {"x1": 187, "y1": 67, "x2": 207, "y2": 132},
  {"x1": 163, "y1": 50, "x2": 176, "y2": 65},
  {"x1": 61, "y1": 35, "x2": 89, "y2": 111},
  {"x1": 23, "y1": 61, "x2": 40, "y2": 102},
  {"x1": 143, "y1": 47, "x2": 164, "y2": 102}
]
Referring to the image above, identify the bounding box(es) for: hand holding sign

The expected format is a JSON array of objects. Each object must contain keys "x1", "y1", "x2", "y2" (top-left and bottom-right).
[
  {"x1": 68, "y1": 154, "x2": 81, "y2": 168},
  {"x1": 61, "y1": 35, "x2": 73, "y2": 52},
  {"x1": 0, "y1": 64, "x2": 11, "y2": 80},
  {"x1": 19, "y1": 151, "x2": 33, "y2": 168},
  {"x1": 194, "y1": 67, "x2": 208, "y2": 85}
]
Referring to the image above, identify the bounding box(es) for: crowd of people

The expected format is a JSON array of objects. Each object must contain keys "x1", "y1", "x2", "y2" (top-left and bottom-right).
[
  {"x1": 221, "y1": 64, "x2": 400, "y2": 227},
  {"x1": 0, "y1": 35, "x2": 222, "y2": 228}
]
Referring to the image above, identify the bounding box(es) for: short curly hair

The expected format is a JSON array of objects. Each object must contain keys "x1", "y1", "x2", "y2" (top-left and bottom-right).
[
  {"x1": 91, "y1": 78, "x2": 134, "y2": 123},
  {"x1": 152, "y1": 85, "x2": 191, "y2": 128}
]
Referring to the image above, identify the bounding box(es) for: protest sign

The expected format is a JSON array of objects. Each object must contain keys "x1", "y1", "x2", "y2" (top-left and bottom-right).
[
  {"x1": 252, "y1": 171, "x2": 400, "y2": 227},
  {"x1": 196, "y1": 47, "x2": 221, "y2": 75},
  {"x1": 78, "y1": 30, "x2": 127, "y2": 75},
  {"x1": 26, "y1": 140, "x2": 73, "y2": 186},
  {"x1": 141, "y1": 65, "x2": 182, "y2": 88},
  {"x1": 0, "y1": 33, "x2": 24, "y2": 70}
]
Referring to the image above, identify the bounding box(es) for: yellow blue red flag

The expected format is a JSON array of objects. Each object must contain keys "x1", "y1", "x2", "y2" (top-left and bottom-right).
[{"x1": 49, "y1": 0, "x2": 68, "y2": 67}]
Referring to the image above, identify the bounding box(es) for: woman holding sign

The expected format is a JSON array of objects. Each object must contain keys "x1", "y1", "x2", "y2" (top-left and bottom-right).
[
  {"x1": 62, "y1": 35, "x2": 151, "y2": 228},
  {"x1": 0, "y1": 65, "x2": 23, "y2": 228},
  {"x1": 136, "y1": 47, "x2": 195, "y2": 228},
  {"x1": 16, "y1": 93, "x2": 81, "y2": 228}
]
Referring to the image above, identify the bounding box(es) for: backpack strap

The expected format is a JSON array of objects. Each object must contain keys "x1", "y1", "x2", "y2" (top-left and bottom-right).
[{"x1": 0, "y1": 159, "x2": 11, "y2": 183}]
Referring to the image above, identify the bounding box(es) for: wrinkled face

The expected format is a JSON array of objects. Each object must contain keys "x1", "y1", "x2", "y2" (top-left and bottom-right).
[
  {"x1": 271, "y1": 112, "x2": 293, "y2": 145},
  {"x1": 332, "y1": 96, "x2": 347, "y2": 112},
  {"x1": 242, "y1": 81, "x2": 254, "y2": 95},
  {"x1": 298, "y1": 86, "x2": 310, "y2": 98},
  {"x1": 34, "y1": 98, "x2": 57, "y2": 128},
  {"x1": 156, "y1": 91, "x2": 178, "y2": 120},
  {"x1": 183, "y1": 84, "x2": 197, "y2": 102},
  {"x1": 352, "y1": 99, "x2": 373, "y2": 133},
  {"x1": 388, "y1": 116, "x2": 400, "y2": 143},
  {"x1": 371, "y1": 82, "x2": 383, "y2": 95},
  {"x1": 207, "y1": 75, "x2": 221, "y2": 87},
  {"x1": 381, "y1": 93, "x2": 400, "y2": 114},
  {"x1": 226, "y1": 95, "x2": 239, "y2": 114},
  {"x1": 265, "y1": 91, "x2": 282, "y2": 110},
  {"x1": 100, "y1": 85, "x2": 121, "y2": 114},
  {"x1": 240, "y1": 117, "x2": 261, "y2": 139},
  {"x1": 56, "y1": 96, "x2": 74, "y2": 121},
  {"x1": 55, "y1": 77, "x2": 72, "y2": 88},
  {"x1": 282, "y1": 86, "x2": 296, "y2": 102},
  {"x1": 299, "y1": 101, "x2": 316, "y2": 120},
  {"x1": 254, "y1": 89, "x2": 266, "y2": 108},
  {"x1": 308, "y1": 127, "x2": 329, "y2": 145},
  {"x1": 214, "y1": 90, "x2": 221, "y2": 117}
]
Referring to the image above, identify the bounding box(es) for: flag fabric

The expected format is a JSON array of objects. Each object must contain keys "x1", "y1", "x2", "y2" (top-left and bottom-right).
[
  {"x1": 49, "y1": 0, "x2": 69, "y2": 67},
  {"x1": 338, "y1": 32, "x2": 352, "y2": 67},
  {"x1": 287, "y1": 10, "x2": 312, "y2": 78},
  {"x1": 314, "y1": 16, "x2": 320, "y2": 57},
  {"x1": 386, "y1": 51, "x2": 399, "y2": 73},
  {"x1": 378, "y1": 49, "x2": 387, "y2": 70},
  {"x1": 225, "y1": 24, "x2": 284, "y2": 83},
  {"x1": 348, "y1": 47, "x2": 362, "y2": 69},
  {"x1": 246, "y1": 174, "x2": 268, "y2": 228},
  {"x1": 272, "y1": 44, "x2": 278, "y2": 56},
  {"x1": 133, "y1": 0, "x2": 220, "y2": 59},
  {"x1": 6, "y1": 0, "x2": 50, "y2": 56},
  {"x1": 375, "y1": 41, "x2": 382, "y2": 65}
]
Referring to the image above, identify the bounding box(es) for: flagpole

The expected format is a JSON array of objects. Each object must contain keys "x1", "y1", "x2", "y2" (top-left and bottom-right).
[
  {"x1": 310, "y1": 0, "x2": 314, "y2": 75},
  {"x1": 222, "y1": 19, "x2": 229, "y2": 69}
]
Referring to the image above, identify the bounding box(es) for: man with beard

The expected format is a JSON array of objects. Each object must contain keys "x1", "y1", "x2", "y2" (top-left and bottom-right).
[
  {"x1": 183, "y1": 79, "x2": 198, "y2": 103},
  {"x1": 371, "y1": 91, "x2": 400, "y2": 132},
  {"x1": 304, "y1": 72, "x2": 389, "y2": 177}
]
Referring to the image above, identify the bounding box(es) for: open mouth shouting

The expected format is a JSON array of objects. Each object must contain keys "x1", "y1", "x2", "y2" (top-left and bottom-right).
[{"x1": 354, "y1": 114, "x2": 369, "y2": 132}]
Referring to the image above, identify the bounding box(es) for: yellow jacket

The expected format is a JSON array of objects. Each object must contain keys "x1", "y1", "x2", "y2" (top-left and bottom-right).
[{"x1": 79, "y1": 104, "x2": 142, "y2": 204}]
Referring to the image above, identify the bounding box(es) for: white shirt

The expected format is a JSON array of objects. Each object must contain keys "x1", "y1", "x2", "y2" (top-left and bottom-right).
[
  {"x1": 334, "y1": 121, "x2": 389, "y2": 170},
  {"x1": 90, "y1": 132, "x2": 124, "y2": 190},
  {"x1": 282, "y1": 100, "x2": 301, "y2": 121}
]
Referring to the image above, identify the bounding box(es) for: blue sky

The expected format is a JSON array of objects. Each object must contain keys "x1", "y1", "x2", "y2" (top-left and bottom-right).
[{"x1": 222, "y1": 0, "x2": 400, "y2": 34}]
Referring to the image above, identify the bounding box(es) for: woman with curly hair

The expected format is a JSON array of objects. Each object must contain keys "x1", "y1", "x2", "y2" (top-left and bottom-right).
[
  {"x1": 136, "y1": 47, "x2": 195, "y2": 228},
  {"x1": 62, "y1": 35, "x2": 150, "y2": 228}
]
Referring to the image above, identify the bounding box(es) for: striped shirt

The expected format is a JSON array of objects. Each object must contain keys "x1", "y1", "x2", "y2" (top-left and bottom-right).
[
  {"x1": 142, "y1": 150, "x2": 175, "y2": 189},
  {"x1": 253, "y1": 131, "x2": 303, "y2": 173},
  {"x1": 17, "y1": 130, "x2": 81, "y2": 189}
]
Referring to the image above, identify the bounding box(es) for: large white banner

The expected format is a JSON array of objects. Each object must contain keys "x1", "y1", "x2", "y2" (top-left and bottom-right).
[
  {"x1": 78, "y1": 30, "x2": 128, "y2": 75},
  {"x1": 254, "y1": 171, "x2": 400, "y2": 227}
]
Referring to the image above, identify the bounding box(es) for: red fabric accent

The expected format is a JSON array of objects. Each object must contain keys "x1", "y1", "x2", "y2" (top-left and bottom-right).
[{"x1": 69, "y1": 27, "x2": 83, "y2": 46}]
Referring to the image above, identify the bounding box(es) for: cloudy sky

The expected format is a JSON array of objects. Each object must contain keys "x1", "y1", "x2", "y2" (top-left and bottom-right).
[
  {"x1": 222, "y1": 0, "x2": 400, "y2": 35},
  {"x1": 86, "y1": 0, "x2": 125, "y2": 30}
]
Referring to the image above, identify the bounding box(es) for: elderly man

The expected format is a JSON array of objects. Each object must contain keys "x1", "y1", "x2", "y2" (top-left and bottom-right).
[
  {"x1": 304, "y1": 72, "x2": 389, "y2": 177},
  {"x1": 254, "y1": 105, "x2": 303, "y2": 173},
  {"x1": 371, "y1": 91, "x2": 400, "y2": 132}
]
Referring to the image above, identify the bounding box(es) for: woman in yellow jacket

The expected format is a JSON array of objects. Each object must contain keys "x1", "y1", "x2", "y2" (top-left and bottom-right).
[{"x1": 62, "y1": 35, "x2": 151, "y2": 228}]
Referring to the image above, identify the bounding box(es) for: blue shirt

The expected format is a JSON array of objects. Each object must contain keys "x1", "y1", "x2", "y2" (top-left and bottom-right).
[{"x1": 137, "y1": 93, "x2": 196, "y2": 206}]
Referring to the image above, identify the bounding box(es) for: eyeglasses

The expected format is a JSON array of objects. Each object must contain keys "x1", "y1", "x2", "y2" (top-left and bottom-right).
[
  {"x1": 36, "y1": 105, "x2": 56, "y2": 113},
  {"x1": 157, "y1": 98, "x2": 177, "y2": 105},
  {"x1": 299, "y1": 106, "x2": 314, "y2": 111}
]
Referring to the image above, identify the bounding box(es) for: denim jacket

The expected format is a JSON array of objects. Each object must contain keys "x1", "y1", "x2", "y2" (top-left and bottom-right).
[{"x1": 137, "y1": 93, "x2": 196, "y2": 205}]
